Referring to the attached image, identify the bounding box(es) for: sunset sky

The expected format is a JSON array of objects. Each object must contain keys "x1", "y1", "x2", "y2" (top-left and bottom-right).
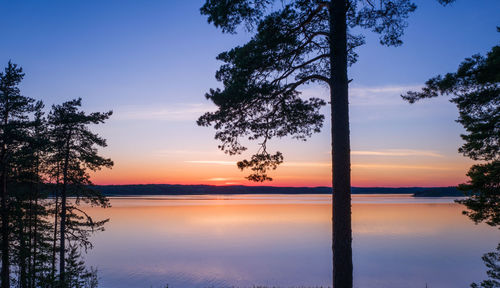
[{"x1": 1, "y1": 0, "x2": 498, "y2": 187}]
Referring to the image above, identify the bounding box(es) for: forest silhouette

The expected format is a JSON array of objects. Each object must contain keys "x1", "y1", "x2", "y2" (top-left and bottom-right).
[{"x1": 0, "y1": 62, "x2": 112, "y2": 288}]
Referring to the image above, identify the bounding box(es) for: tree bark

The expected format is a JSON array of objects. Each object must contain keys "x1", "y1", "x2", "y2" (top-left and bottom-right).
[{"x1": 329, "y1": 0, "x2": 352, "y2": 287}]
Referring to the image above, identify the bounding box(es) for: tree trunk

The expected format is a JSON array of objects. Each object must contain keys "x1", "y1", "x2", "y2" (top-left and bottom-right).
[
  {"x1": 51, "y1": 191, "x2": 58, "y2": 287},
  {"x1": 27, "y1": 184, "x2": 34, "y2": 288},
  {"x1": 19, "y1": 206, "x2": 27, "y2": 288},
  {"x1": 31, "y1": 173, "x2": 40, "y2": 288},
  {"x1": 1, "y1": 170, "x2": 10, "y2": 288},
  {"x1": 0, "y1": 96, "x2": 10, "y2": 288},
  {"x1": 329, "y1": 0, "x2": 352, "y2": 287},
  {"x1": 32, "y1": 196, "x2": 38, "y2": 288},
  {"x1": 59, "y1": 182, "x2": 66, "y2": 288},
  {"x1": 59, "y1": 144, "x2": 70, "y2": 288}
]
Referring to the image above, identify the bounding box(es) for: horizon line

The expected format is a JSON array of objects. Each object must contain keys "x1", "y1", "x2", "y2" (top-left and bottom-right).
[{"x1": 91, "y1": 183, "x2": 458, "y2": 189}]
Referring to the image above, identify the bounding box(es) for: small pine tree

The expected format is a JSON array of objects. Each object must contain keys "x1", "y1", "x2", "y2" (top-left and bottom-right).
[{"x1": 64, "y1": 245, "x2": 99, "y2": 288}]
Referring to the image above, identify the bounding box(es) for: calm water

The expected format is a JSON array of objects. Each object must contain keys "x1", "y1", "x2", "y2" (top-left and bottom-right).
[{"x1": 83, "y1": 194, "x2": 499, "y2": 288}]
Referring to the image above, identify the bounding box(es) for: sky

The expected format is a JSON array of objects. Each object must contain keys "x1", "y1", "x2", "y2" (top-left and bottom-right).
[{"x1": 0, "y1": 0, "x2": 498, "y2": 187}]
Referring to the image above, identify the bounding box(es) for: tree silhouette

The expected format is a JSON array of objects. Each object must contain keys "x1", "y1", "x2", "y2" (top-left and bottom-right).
[
  {"x1": 64, "y1": 245, "x2": 98, "y2": 288},
  {"x1": 459, "y1": 161, "x2": 499, "y2": 227},
  {"x1": 0, "y1": 62, "x2": 112, "y2": 288},
  {"x1": 196, "y1": 1, "x2": 451, "y2": 286},
  {"x1": 47, "y1": 99, "x2": 113, "y2": 287},
  {"x1": 0, "y1": 62, "x2": 37, "y2": 288},
  {"x1": 8, "y1": 100, "x2": 53, "y2": 288}
]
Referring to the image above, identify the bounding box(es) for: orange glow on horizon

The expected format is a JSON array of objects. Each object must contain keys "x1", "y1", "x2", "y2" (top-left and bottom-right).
[{"x1": 90, "y1": 155, "x2": 474, "y2": 188}]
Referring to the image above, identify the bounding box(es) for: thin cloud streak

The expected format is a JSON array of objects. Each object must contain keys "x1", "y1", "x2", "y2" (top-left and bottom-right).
[
  {"x1": 114, "y1": 103, "x2": 216, "y2": 121},
  {"x1": 186, "y1": 160, "x2": 235, "y2": 166},
  {"x1": 352, "y1": 164, "x2": 460, "y2": 171},
  {"x1": 299, "y1": 84, "x2": 422, "y2": 106},
  {"x1": 349, "y1": 85, "x2": 422, "y2": 106},
  {"x1": 206, "y1": 177, "x2": 238, "y2": 181},
  {"x1": 352, "y1": 149, "x2": 444, "y2": 158},
  {"x1": 187, "y1": 159, "x2": 460, "y2": 171},
  {"x1": 186, "y1": 160, "x2": 331, "y2": 167},
  {"x1": 156, "y1": 149, "x2": 220, "y2": 156},
  {"x1": 282, "y1": 162, "x2": 331, "y2": 167}
]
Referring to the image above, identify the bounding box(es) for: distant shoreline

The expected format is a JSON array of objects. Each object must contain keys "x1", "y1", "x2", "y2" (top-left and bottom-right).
[{"x1": 91, "y1": 184, "x2": 464, "y2": 198}]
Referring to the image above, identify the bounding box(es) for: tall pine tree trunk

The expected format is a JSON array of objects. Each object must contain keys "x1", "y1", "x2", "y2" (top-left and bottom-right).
[
  {"x1": 1, "y1": 170, "x2": 9, "y2": 288},
  {"x1": 18, "y1": 205, "x2": 28, "y2": 288},
  {"x1": 30, "y1": 176, "x2": 39, "y2": 288},
  {"x1": 330, "y1": 0, "x2": 352, "y2": 287},
  {"x1": 51, "y1": 191, "x2": 58, "y2": 287},
  {"x1": 31, "y1": 169, "x2": 41, "y2": 288},
  {"x1": 1, "y1": 100, "x2": 10, "y2": 288},
  {"x1": 51, "y1": 166, "x2": 61, "y2": 286},
  {"x1": 59, "y1": 183, "x2": 66, "y2": 288},
  {"x1": 31, "y1": 196, "x2": 38, "y2": 288},
  {"x1": 59, "y1": 143, "x2": 70, "y2": 288},
  {"x1": 27, "y1": 192, "x2": 33, "y2": 288}
]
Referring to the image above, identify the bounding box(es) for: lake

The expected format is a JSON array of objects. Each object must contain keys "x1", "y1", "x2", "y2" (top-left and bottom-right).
[{"x1": 83, "y1": 194, "x2": 499, "y2": 288}]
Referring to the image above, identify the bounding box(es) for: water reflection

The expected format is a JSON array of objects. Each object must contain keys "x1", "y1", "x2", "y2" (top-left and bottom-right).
[{"x1": 83, "y1": 195, "x2": 499, "y2": 288}]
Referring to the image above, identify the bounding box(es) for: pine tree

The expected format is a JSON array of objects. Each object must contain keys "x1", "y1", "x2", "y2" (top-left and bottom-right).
[
  {"x1": 197, "y1": 1, "x2": 453, "y2": 286},
  {"x1": 63, "y1": 245, "x2": 98, "y2": 288},
  {"x1": 0, "y1": 62, "x2": 110, "y2": 288},
  {"x1": 8, "y1": 100, "x2": 54, "y2": 288},
  {"x1": 0, "y1": 61, "x2": 37, "y2": 288},
  {"x1": 47, "y1": 98, "x2": 113, "y2": 287}
]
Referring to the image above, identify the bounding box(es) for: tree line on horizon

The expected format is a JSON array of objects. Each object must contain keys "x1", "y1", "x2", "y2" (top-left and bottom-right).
[{"x1": 0, "y1": 62, "x2": 113, "y2": 288}]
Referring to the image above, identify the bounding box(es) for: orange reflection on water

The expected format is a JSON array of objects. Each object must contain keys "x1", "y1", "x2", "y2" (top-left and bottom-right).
[
  {"x1": 82, "y1": 195, "x2": 499, "y2": 288},
  {"x1": 85, "y1": 197, "x2": 331, "y2": 244},
  {"x1": 84, "y1": 195, "x2": 492, "y2": 242},
  {"x1": 352, "y1": 203, "x2": 473, "y2": 236}
]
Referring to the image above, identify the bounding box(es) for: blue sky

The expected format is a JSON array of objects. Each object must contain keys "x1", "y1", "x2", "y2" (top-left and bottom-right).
[{"x1": 0, "y1": 0, "x2": 498, "y2": 186}]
